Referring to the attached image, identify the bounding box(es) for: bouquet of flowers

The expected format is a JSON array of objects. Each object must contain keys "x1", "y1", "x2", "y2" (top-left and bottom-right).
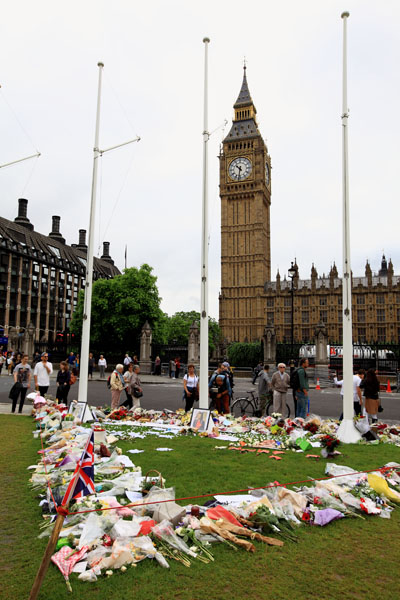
[
  {"x1": 304, "y1": 422, "x2": 319, "y2": 435},
  {"x1": 108, "y1": 407, "x2": 128, "y2": 421},
  {"x1": 320, "y1": 435, "x2": 340, "y2": 457}
]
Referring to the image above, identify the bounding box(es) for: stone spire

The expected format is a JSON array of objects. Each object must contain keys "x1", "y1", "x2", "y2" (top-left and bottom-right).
[{"x1": 234, "y1": 65, "x2": 254, "y2": 109}]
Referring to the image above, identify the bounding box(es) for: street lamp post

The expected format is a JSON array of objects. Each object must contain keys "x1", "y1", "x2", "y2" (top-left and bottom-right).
[{"x1": 288, "y1": 262, "x2": 297, "y2": 361}]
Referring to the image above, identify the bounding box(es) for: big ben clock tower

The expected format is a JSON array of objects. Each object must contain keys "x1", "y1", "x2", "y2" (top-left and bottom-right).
[{"x1": 219, "y1": 67, "x2": 271, "y2": 343}]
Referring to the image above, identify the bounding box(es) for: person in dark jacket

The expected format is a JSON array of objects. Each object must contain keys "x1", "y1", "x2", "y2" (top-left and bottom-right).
[
  {"x1": 56, "y1": 361, "x2": 71, "y2": 404},
  {"x1": 295, "y1": 358, "x2": 309, "y2": 419},
  {"x1": 363, "y1": 368, "x2": 380, "y2": 423}
]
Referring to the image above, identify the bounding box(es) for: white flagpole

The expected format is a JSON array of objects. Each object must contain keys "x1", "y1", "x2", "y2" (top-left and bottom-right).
[
  {"x1": 337, "y1": 13, "x2": 361, "y2": 443},
  {"x1": 78, "y1": 62, "x2": 104, "y2": 414},
  {"x1": 199, "y1": 37, "x2": 210, "y2": 409}
]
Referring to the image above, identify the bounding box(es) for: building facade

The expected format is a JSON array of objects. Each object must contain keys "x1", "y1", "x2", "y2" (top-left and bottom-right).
[
  {"x1": 0, "y1": 198, "x2": 120, "y2": 350},
  {"x1": 264, "y1": 257, "x2": 400, "y2": 345},
  {"x1": 219, "y1": 67, "x2": 272, "y2": 343}
]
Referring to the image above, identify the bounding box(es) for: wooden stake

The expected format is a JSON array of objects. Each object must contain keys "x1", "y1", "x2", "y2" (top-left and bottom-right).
[{"x1": 28, "y1": 511, "x2": 66, "y2": 600}]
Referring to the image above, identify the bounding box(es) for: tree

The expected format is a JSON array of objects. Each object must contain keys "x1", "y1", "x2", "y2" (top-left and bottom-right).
[
  {"x1": 160, "y1": 311, "x2": 220, "y2": 352},
  {"x1": 227, "y1": 342, "x2": 263, "y2": 367},
  {"x1": 70, "y1": 264, "x2": 163, "y2": 353}
]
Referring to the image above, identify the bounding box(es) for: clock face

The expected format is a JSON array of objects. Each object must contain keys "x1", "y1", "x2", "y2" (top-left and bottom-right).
[
  {"x1": 228, "y1": 157, "x2": 252, "y2": 181},
  {"x1": 265, "y1": 161, "x2": 270, "y2": 186}
]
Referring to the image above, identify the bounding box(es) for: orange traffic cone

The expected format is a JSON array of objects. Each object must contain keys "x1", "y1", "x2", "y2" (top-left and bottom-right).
[
  {"x1": 316, "y1": 378, "x2": 321, "y2": 391},
  {"x1": 386, "y1": 380, "x2": 392, "y2": 393}
]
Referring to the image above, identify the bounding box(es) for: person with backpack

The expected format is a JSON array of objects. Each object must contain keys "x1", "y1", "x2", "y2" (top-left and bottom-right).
[
  {"x1": 294, "y1": 358, "x2": 309, "y2": 419},
  {"x1": 209, "y1": 364, "x2": 232, "y2": 413}
]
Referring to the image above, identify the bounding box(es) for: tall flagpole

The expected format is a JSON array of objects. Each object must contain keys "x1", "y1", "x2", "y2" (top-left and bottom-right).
[
  {"x1": 337, "y1": 13, "x2": 361, "y2": 442},
  {"x1": 78, "y1": 62, "x2": 104, "y2": 412},
  {"x1": 199, "y1": 37, "x2": 210, "y2": 409}
]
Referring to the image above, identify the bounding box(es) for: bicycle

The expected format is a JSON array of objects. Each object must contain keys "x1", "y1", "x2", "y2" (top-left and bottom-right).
[{"x1": 231, "y1": 390, "x2": 291, "y2": 418}]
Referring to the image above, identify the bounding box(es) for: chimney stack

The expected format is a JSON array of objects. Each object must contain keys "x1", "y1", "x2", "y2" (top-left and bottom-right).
[
  {"x1": 49, "y1": 215, "x2": 65, "y2": 244},
  {"x1": 14, "y1": 198, "x2": 34, "y2": 230},
  {"x1": 76, "y1": 229, "x2": 87, "y2": 251},
  {"x1": 101, "y1": 241, "x2": 114, "y2": 264}
]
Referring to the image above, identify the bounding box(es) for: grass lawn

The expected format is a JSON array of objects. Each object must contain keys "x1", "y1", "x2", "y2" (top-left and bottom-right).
[{"x1": 1, "y1": 414, "x2": 400, "y2": 600}]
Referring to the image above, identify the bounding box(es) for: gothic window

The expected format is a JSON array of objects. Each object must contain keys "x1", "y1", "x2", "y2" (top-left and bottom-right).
[
  {"x1": 267, "y1": 298, "x2": 274, "y2": 307},
  {"x1": 320, "y1": 310, "x2": 328, "y2": 322},
  {"x1": 302, "y1": 311, "x2": 309, "y2": 324},
  {"x1": 377, "y1": 309, "x2": 385, "y2": 322},
  {"x1": 284, "y1": 312, "x2": 291, "y2": 324},
  {"x1": 284, "y1": 297, "x2": 291, "y2": 307},
  {"x1": 267, "y1": 312, "x2": 274, "y2": 323},
  {"x1": 319, "y1": 297, "x2": 327, "y2": 306},
  {"x1": 377, "y1": 327, "x2": 386, "y2": 342},
  {"x1": 376, "y1": 294, "x2": 385, "y2": 304},
  {"x1": 358, "y1": 328, "x2": 366, "y2": 342},
  {"x1": 301, "y1": 297, "x2": 309, "y2": 306},
  {"x1": 302, "y1": 328, "x2": 310, "y2": 341},
  {"x1": 338, "y1": 310, "x2": 343, "y2": 323},
  {"x1": 356, "y1": 295, "x2": 365, "y2": 305},
  {"x1": 357, "y1": 310, "x2": 365, "y2": 323}
]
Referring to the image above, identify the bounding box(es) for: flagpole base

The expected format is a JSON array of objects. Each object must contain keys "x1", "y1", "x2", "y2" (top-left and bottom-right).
[{"x1": 337, "y1": 418, "x2": 362, "y2": 443}]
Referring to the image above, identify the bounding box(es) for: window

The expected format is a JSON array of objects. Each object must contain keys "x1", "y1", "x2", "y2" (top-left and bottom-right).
[
  {"x1": 338, "y1": 310, "x2": 343, "y2": 323},
  {"x1": 48, "y1": 245, "x2": 61, "y2": 258},
  {"x1": 319, "y1": 297, "x2": 327, "y2": 306},
  {"x1": 376, "y1": 294, "x2": 385, "y2": 305},
  {"x1": 267, "y1": 298, "x2": 274, "y2": 307},
  {"x1": 357, "y1": 310, "x2": 365, "y2": 323},
  {"x1": 267, "y1": 312, "x2": 274, "y2": 324},
  {"x1": 397, "y1": 309, "x2": 400, "y2": 322},
  {"x1": 284, "y1": 312, "x2": 292, "y2": 324},
  {"x1": 356, "y1": 295, "x2": 365, "y2": 305},
  {"x1": 301, "y1": 297, "x2": 309, "y2": 307},
  {"x1": 377, "y1": 309, "x2": 385, "y2": 322},
  {"x1": 302, "y1": 311, "x2": 309, "y2": 324},
  {"x1": 377, "y1": 327, "x2": 386, "y2": 342},
  {"x1": 302, "y1": 328, "x2": 310, "y2": 341},
  {"x1": 320, "y1": 310, "x2": 328, "y2": 323},
  {"x1": 284, "y1": 297, "x2": 292, "y2": 307},
  {"x1": 358, "y1": 328, "x2": 366, "y2": 342}
]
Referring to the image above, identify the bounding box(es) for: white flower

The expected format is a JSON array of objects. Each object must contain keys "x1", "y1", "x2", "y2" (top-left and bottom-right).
[
  {"x1": 121, "y1": 566, "x2": 127, "y2": 572},
  {"x1": 105, "y1": 570, "x2": 113, "y2": 577}
]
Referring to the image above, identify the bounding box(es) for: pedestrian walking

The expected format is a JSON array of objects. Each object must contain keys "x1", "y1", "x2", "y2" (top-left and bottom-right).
[
  {"x1": 88, "y1": 352, "x2": 95, "y2": 379},
  {"x1": 11, "y1": 354, "x2": 31, "y2": 413},
  {"x1": 56, "y1": 361, "x2": 71, "y2": 404},
  {"x1": 110, "y1": 364, "x2": 125, "y2": 411},
  {"x1": 130, "y1": 365, "x2": 143, "y2": 409},
  {"x1": 121, "y1": 363, "x2": 134, "y2": 409},
  {"x1": 295, "y1": 358, "x2": 309, "y2": 419},
  {"x1": 154, "y1": 356, "x2": 161, "y2": 376},
  {"x1": 67, "y1": 351, "x2": 76, "y2": 371},
  {"x1": 252, "y1": 361, "x2": 263, "y2": 385},
  {"x1": 258, "y1": 365, "x2": 271, "y2": 417},
  {"x1": 98, "y1": 354, "x2": 107, "y2": 379},
  {"x1": 271, "y1": 363, "x2": 290, "y2": 415},
  {"x1": 34, "y1": 352, "x2": 53, "y2": 396},
  {"x1": 175, "y1": 357, "x2": 181, "y2": 379},
  {"x1": 123, "y1": 353, "x2": 133, "y2": 372},
  {"x1": 183, "y1": 364, "x2": 199, "y2": 412},
  {"x1": 0, "y1": 351, "x2": 5, "y2": 375},
  {"x1": 169, "y1": 358, "x2": 176, "y2": 379}
]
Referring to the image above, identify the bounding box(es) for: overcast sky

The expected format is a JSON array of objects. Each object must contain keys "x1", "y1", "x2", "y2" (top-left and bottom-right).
[{"x1": 1, "y1": 0, "x2": 399, "y2": 319}]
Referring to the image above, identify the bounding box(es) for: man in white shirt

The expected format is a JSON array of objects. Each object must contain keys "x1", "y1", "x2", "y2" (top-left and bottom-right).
[
  {"x1": 335, "y1": 368, "x2": 365, "y2": 419},
  {"x1": 123, "y1": 353, "x2": 133, "y2": 372},
  {"x1": 34, "y1": 352, "x2": 53, "y2": 396}
]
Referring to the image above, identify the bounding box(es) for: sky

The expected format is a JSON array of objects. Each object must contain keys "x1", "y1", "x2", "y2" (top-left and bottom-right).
[{"x1": 1, "y1": 0, "x2": 399, "y2": 319}]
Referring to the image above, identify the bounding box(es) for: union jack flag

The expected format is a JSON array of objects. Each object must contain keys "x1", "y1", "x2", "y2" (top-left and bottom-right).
[{"x1": 61, "y1": 430, "x2": 95, "y2": 505}]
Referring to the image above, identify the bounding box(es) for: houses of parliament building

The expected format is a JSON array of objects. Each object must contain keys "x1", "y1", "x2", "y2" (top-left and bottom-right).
[{"x1": 219, "y1": 69, "x2": 400, "y2": 346}]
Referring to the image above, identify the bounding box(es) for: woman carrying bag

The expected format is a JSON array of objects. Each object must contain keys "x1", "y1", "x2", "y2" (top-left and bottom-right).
[{"x1": 183, "y1": 364, "x2": 199, "y2": 412}]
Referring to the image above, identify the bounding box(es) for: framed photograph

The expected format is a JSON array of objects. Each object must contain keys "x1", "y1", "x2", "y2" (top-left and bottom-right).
[{"x1": 190, "y1": 408, "x2": 211, "y2": 432}]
